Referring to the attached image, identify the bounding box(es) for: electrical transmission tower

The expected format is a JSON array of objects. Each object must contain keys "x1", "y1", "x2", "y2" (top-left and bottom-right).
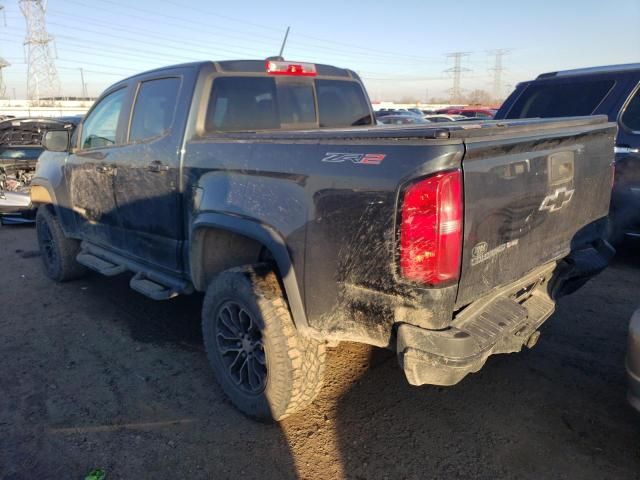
[
  {"x1": 444, "y1": 52, "x2": 470, "y2": 103},
  {"x1": 488, "y1": 49, "x2": 510, "y2": 101},
  {"x1": 0, "y1": 3, "x2": 9, "y2": 98},
  {"x1": 0, "y1": 57, "x2": 9, "y2": 99},
  {"x1": 20, "y1": 0, "x2": 60, "y2": 103}
]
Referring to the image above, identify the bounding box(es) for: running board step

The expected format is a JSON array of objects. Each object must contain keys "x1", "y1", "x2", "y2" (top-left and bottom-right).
[
  {"x1": 129, "y1": 272, "x2": 180, "y2": 301},
  {"x1": 76, "y1": 252, "x2": 127, "y2": 276},
  {"x1": 77, "y1": 241, "x2": 194, "y2": 300}
]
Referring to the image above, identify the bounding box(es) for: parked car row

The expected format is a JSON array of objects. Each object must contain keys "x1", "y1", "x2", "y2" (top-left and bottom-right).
[
  {"x1": 377, "y1": 114, "x2": 431, "y2": 125},
  {"x1": 435, "y1": 107, "x2": 497, "y2": 118},
  {"x1": 375, "y1": 106, "x2": 497, "y2": 125}
]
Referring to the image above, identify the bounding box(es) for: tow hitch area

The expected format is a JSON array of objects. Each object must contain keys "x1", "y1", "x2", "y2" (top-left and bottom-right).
[{"x1": 397, "y1": 265, "x2": 556, "y2": 386}]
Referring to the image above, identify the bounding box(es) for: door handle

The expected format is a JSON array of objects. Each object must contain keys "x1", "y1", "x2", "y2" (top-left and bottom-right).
[
  {"x1": 95, "y1": 164, "x2": 114, "y2": 174},
  {"x1": 147, "y1": 160, "x2": 170, "y2": 172}
]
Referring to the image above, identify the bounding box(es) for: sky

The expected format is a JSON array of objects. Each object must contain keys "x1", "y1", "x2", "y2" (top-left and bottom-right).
[{"x1": 0, "y1": 0, "x2": 638, "y2": 101}]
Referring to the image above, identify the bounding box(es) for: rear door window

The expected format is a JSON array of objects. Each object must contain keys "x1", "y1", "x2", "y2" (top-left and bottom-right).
[
  {"x1": 621, "y1": 86, "x2": 640, "y2": 132},
  {"x1": 129, "y1": 77, "x2": 181, "y2": 142},
  {"x1": 507, "y1": 79, "x2": 615, "y2": 118}
]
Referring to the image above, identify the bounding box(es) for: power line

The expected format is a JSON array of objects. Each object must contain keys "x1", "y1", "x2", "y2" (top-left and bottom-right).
[
  {"x1": 20, "y1": 0, "x2": 60, "y2": 102},
  {"x1": 444, "y1": 52, "x2": 471, "y2": 103},
  {"x1": 59, "y1": 0, "x2": 449, "y2": 65},
  {"x1": 488, "y1": 49, "x2": 511, "y2": 100}
]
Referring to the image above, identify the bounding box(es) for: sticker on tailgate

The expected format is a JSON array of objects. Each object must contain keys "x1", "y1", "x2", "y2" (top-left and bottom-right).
[{"x1": 471, "y1": 239, "x2": 519, "y2": 266}]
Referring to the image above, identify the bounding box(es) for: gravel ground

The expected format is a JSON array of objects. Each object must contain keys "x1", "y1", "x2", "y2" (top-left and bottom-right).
[{"x1": 0, "y1": 225, "x2": 639, "y2": 480}]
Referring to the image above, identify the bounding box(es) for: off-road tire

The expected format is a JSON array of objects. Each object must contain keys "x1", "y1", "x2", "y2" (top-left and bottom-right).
[
  {"x1": 202, "y1": 266, "x2": 325, "y2": 421},
  {"x1": 36, "y1": 206, "x2": 87, "y2": 282}
]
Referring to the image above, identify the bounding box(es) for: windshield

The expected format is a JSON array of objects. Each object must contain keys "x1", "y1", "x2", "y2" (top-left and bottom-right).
[{"x1": 0, "y1": 147, "x2": 43, "y2": 160}]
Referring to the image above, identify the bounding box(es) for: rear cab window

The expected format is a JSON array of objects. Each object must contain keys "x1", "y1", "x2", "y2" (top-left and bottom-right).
[
  {"x1": 205, "y1": 76, "x2": 372, "y2": 132},
  {"x1": 507, "y1": 79, "x2": 616, "y2": 118}
]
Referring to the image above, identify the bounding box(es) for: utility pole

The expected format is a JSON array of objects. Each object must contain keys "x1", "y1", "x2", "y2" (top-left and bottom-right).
[
  {"x1": 0, "y1": 57, "x2": 8, "y2": 99},
  {"x1": 488, "y1": 49, "x2": 510, "y2": 101},
  {"x1": 0, "y1": 3, "x2": 9, "y2": 99},
  {"x1": 444, "y1": 52, "x2": 470, "y2": 104},
  {"x1": 79, "y1": 67, "x2": 87, "y2": 97},
  {"x1": 20, "y1": 0, "x2": 61, "y2": 104}
]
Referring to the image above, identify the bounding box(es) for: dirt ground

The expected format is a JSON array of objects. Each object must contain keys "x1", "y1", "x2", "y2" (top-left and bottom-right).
[{"x1": 0, "y1": 225, "x2": 639, "y2": 480}]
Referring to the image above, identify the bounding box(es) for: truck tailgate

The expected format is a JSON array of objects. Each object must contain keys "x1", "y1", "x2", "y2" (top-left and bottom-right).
[{"x1": 455, "y1": 116, "x2": 616, "y2": 307}]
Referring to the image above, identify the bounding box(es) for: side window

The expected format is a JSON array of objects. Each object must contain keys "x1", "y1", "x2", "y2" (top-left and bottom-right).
[
  {"x1": 508, "y1": 79, "x2": 615, "y2": 118},
  {"x1": 621, "y1": 87, "x2": 640, "y2": 132},
  {"x1": 80, "y1": 88, "x2": 126, "y2": 149},
  {"x1": 129, "y1": 77, "x2": 181, "y2": 142}
]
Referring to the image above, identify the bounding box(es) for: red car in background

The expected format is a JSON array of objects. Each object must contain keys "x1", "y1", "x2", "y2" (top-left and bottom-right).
[{"x1": 436, "y1": 107, "x2": 497, "y2": 118}]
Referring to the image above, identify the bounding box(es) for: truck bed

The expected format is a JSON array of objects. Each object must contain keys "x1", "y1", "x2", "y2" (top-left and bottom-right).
[{"x1": 187, "y1": 115, "x2": 616, "y2": 345}]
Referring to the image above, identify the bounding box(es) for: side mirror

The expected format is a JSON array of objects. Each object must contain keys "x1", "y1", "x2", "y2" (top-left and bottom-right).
[{"x1": 42, "y1": 130, "x2": 70, "y2": 152}]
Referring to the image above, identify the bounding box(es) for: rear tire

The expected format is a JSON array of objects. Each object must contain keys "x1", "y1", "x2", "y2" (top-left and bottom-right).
[
  {"x1": 36, "y1": 206, "x2": 87, "y2": 282},
  {"x1": 202, "y1": 266, "x2": 325, "y2": 421}
]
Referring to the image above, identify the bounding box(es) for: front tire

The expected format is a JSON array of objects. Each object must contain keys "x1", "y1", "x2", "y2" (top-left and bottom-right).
[
  {"x1": 202, "y1": 266, "x2": 325, "y2": 421},
  {"x1": 36, "y1": 206, "x2": 87, "y2": 282}
]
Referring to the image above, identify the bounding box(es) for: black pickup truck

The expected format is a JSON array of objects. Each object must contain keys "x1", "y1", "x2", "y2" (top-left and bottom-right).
[{"x1": 32, "y1": 59, "x2": 616, "y2": 421}]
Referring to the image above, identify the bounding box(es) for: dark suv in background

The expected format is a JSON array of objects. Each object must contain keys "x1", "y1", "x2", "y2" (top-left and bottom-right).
[{"x1": 495, "y1": 63, "x2": 640, "y2": 242}]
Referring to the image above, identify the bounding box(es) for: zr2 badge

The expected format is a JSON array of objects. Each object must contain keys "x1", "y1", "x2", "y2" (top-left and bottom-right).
[{"x1": 321, "y1": 152, "x2": 386, "y2": 165}]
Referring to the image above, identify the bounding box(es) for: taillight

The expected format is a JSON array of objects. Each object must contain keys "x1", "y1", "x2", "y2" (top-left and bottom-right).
[
  {"x1": 265, "y1": 60, "x2": 317, "y2": 76},
  {"x1": 400, "y1": 170, "x2": 463, "y2": 286}
]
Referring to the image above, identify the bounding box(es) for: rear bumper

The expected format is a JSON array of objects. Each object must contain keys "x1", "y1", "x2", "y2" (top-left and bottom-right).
[
  {"x1": 398, "y1": 264, "x2": 556, "y2": 386},
  {"x1": 397, "y1": 241, "x2": 614, "y2": 387},
  {"x1": 627, "y1": 309, "x2": 640, "y2": 413}
]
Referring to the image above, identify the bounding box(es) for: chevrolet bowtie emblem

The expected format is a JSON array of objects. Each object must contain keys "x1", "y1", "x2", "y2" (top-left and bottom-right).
[{"x1": 539, "y1": 187, "x2": 575, "y2": 213}]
